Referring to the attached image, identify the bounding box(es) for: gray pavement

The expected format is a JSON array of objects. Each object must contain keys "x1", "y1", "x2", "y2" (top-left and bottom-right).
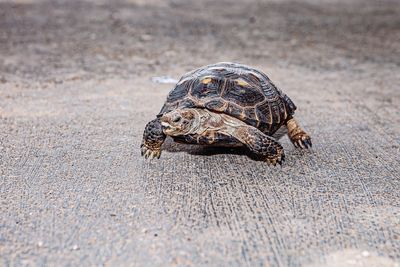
[{"x1": 0, "y1": 0, "x2": 399, "y2": 266}]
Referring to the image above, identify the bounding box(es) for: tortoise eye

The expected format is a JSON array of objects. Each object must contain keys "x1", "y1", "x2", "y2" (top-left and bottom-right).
[{"x1": 173, "y1": 117, "x2": 181, "y2": 123}]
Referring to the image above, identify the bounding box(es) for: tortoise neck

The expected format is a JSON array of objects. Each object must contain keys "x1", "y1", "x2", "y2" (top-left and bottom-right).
[{"x1": 186, "y1": 108, "x2": 246, "y2": 136}]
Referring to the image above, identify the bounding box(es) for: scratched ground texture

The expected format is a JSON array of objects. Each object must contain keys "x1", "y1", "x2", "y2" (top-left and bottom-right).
[{"x1": 0, "y1": 0, "x2": 399, "y2": 266}]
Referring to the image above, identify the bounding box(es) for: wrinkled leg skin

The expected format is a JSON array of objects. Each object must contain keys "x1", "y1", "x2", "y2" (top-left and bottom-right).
[
  {"x1": 141, "y1": 118, "x2": 166, "y2": 159},
  {"x1": 286, "y1": 117, "x2": 312, "y2": 149},
  {"x1": 235, "y1": 126, "x2": 285, "y2": 166}
]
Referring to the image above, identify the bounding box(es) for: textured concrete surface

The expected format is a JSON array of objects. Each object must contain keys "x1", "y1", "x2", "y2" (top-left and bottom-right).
[{"x1": 1, "y1": 0, "x2": 399, "y2": 266}]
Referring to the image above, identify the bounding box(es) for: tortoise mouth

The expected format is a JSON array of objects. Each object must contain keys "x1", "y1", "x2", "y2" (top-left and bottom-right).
[
  {"x1": 161, "y1": 121, "x2": 178, "y2": 133},
  {"x1": 161, "y1": 122, "x2": 174, "y2": 129}
]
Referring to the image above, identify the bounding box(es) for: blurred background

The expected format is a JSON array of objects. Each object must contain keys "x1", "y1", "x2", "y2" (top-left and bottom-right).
[{"x1": 1, "y1": 0, "x2": 399, "y2": 80}]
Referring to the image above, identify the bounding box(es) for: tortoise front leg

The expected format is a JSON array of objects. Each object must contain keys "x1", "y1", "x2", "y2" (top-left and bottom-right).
[
  {"x1": 286, "y1": 117, "x2": 312, "y2": 149},
  {"x1": 141, "y1": 118, "x2": 166, "y2": 159},
  {"x1": 233, "y1": 126, "x2": 285, "y2": 166}
]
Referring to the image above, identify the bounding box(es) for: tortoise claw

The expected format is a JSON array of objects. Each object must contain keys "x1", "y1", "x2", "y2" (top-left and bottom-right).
[
  {"x1": 266, "y1": 150, "x2": 285, "y2": 167},
  {"x1": 140, "y1": 144, "x2": 145, "y2": 156},
  {"x1": 276, "y1": 153, "x2": 285, "y2": 166},
  {"x1": 297, "y1": 140, "x2": 305, "y2": 149},
  {"x1": 141, "y1": 144, "x2": 161, "y2": 160},
  {"x1": 292, "y1": 133, "x2": 312, "y2": 150},
  {"x1": 301, "y1": 136, "x2": 312, "y2": 149},
  {"x1": 277, "y1": 153, "x2": 285, "y2": 166},
  {"x1": 304, "y1": 138, "x2": 312, "y2": 148}
]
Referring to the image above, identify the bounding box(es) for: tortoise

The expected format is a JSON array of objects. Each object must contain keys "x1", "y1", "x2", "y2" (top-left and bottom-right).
[{"x1": 141, "y1": 62, "x2": 312, "y2": 165}]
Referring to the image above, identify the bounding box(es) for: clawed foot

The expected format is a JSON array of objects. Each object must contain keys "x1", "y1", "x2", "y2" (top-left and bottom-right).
[
  {"x1": 141, "y1": 117, "x2": 166, "y2": 160},
  {"x1": 265, "y1": 147, "x2": 285, "y2": 166},
  {"x1": 140, "y1": 144, "x2": 161, "y2": 159},
  {"x1": 290, "y1": 132, "x2": 312, "y2": 149}
]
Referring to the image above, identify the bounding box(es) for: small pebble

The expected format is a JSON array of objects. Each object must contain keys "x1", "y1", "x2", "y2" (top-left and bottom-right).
[{"x1": 361, "y1": 250, "x2": 370, "y2": 257}]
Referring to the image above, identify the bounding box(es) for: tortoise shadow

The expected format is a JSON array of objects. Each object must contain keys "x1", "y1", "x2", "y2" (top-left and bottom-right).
[{"x1": 162, "y1": 137, "x2": 265, "y2": 161}]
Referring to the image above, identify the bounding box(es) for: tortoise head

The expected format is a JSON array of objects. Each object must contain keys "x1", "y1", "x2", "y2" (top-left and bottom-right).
[{"x1": 160, "y1": 109, "x2": 199, "y2": 136}]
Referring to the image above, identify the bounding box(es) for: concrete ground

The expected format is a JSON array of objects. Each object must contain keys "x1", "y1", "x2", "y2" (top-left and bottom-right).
[{"x1": 1, "y1": 0, "x2": 399, "y2": 266}]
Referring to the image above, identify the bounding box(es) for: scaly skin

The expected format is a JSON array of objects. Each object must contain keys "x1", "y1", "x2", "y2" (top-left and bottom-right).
[
  {"x1": 141, "y1": 118, "x2": 166, "y2": 159},
  {"x1": 286, "y1": 118, "x2": 312, "y2": 149},
  {"x1": 234, "y1": 126, "x2": 285, "y2": 166}
]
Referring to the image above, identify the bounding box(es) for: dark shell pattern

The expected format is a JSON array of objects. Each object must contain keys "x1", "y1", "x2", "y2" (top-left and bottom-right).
[{"x1": 159, "y1": 62, "x2": 297, "y2": 135}]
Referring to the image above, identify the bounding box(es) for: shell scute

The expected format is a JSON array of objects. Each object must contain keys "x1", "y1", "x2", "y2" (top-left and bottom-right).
[
  {"x1": 166, "y1": 81, "x2": 190, "y2": 102},
  {"x1": 191, "y1": 77, "x2": 223, "y2": 99},
  {"x1": 226, "y1": 102, "x2": 244, "y2": 118},
  {"x1": 222, "y1": 81, "x2": 265, "y2": 106},
  {"x1": 205, "y1": 99, "x2": 226, "y2": 111}
]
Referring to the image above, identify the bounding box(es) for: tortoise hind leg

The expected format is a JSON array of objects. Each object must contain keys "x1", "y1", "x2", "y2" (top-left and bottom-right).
[
  {"x1": 286, "y1": 117, "x2": 312, "y2": 149},
  {"x1": 141, "y1": 118, "x2": 166, "y2": 159}
]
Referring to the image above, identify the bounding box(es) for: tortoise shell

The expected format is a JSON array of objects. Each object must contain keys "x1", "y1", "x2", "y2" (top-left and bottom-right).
[{"x1": 159, "y1": 62, "x2": 297, "y2": 135}]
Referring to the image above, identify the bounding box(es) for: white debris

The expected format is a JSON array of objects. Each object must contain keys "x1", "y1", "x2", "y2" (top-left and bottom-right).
[
  {"x1": 361, "y1": 250, "x2": 370, "y2": 257},
  {"x1": 151, "y1": 76, "x2": 178, "y2": 84},
  {"x1": 140, "y1": 34, "x2": 153, "y2": 41}
]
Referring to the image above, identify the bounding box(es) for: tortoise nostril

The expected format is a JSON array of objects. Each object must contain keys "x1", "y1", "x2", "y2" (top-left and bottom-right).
[{"x1": 173, "y1": 117, "x2": 181, "y2": 123}]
